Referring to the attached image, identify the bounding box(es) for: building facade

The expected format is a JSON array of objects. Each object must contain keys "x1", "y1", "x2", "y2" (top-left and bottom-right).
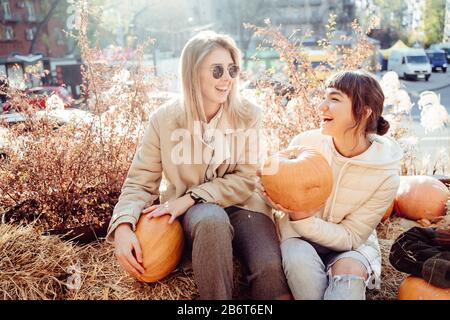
[
  {"x1": 402, "y1": 0, "x2": 425, "y2": 35},
  {"x1": 0, "y1": 0, "x2": 68, "y2": 57},
  {"x1": 131, "y1": 0, "x2": 357, "y2": 55},
  {"x1": 0, "y1": 0, "x2": 71, "y2": 89},
  {"x1": 207, "y1": 0, "x2": 356, "y2": 52},
  {"x1": 270, "y1": 0, "x2": 356, "y2": 36},
  {"x1": 444, "y1": 0, "x2": 450, "y2": 42}
]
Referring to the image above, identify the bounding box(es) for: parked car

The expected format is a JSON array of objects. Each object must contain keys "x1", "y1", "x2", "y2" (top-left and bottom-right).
[
  {"x1": 305, "y1": 49, "x2": 333, "y2": 81},
  {"x1": 388, "y1": 48, "x2": 432, "y2": 81},
  {"x1": 1, "y1": 100, "x2": 12, "y2": 113},
  {"x1": 430, "y1": 43, "x2": 450, "y2": 63},
  {"x1": 426, "y1": 49, "x2": 447, "y2": 72},
  {"x1": 1, "y1": 86, "x2": 75, "y2": 114}
]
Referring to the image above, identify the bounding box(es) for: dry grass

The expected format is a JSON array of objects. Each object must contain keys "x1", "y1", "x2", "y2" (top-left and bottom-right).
[
  {"x1": 1, "y1": 188, "x2": 447, "y2": 300},
  {"x1": 367, "y1": 197, "x2": 450, "y2": 300},
  {"x1": 0, "y1": 223, "x2": 251, "y2": 300},
  {"x1": 366, "y1": 239, "x2": 407, "y2": 301},
  {"x1": 376, "y1": 216, "x2": 422, "y2": 241},
  {"x1": 0, "y1": 215, "x2": 432, "y2": 301},
  {"x1": 64, "y1": 242, "x2": 249, "y2": 300},
  {"x1": 64, "y1": 242, "x2": 198, "y2": 300},
  {"x1": 0, "y1": 224, "x2": 80, "y2": 300}
]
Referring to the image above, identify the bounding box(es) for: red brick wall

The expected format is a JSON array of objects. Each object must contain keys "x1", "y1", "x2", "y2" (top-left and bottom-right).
[{"x1": 0, "y1": 0, "x2": 68, "y2": 57}]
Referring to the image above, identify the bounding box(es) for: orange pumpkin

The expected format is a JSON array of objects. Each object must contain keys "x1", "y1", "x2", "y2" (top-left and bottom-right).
[
  {"x1": 381, "y1": 201, "x2": 395, "y2": 222},
  {"x1": 134, "y1": 214, "x2": 184, "y2": 283},
  {"x1": 395, "y1": 175, "x2": 449, "y2": 221},
  {"x1": 261, "y1": 145, "x2": 333, "y2": 217},
  {"x1": 398, "y1": 276, "x2": 450, "y2": 300}
]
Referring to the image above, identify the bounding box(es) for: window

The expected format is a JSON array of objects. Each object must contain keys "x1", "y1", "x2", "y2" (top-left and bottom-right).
[
  {"x1": 25, "y1": 0, "x2": 35, "y2": 21},
  {"x1": 25, "y1": 27, "x2": 36, "y2": 40},
  {"x1": 5, "y1": 26, "x2": 14, "y2": 39},
  {"x1": 7, "y1": 64, "x2": 25, "y2": 90},
  {"x1": 0, "y1": 64, "x2": 6, "y2": 78},
  {"x1": 1, "y1": 0, "x2": 11, "y2": 18},
  {"x1": 406, "y1": 56, "x2": 429, "y2": 64},
  {"x1": 429, "y1": 52, "x2": 446, "y2": 61},
  {"x1": 54, "y1": 28, "x2": 65, "y2": 45}
]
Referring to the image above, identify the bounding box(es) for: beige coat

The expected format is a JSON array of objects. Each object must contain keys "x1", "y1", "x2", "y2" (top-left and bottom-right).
[
  {"x1": 106, "y1": 98, "x2": 271, "y2": 242},
  {"x1": 278, "y1": 129, "x2": 403, "y2": 288}
]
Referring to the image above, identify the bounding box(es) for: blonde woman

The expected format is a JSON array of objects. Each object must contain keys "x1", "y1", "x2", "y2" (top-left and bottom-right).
[{"x1": 106, "y1": 31, "x2": 290, "y2": 300}]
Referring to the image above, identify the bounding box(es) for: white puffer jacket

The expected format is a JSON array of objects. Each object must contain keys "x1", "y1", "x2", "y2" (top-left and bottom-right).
[{"x1": 278, "y1": 129, "x2": 403, "y2": 288}]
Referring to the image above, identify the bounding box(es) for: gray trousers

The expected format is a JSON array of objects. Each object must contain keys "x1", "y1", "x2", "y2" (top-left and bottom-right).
[{"x1": 182, "y1": 203, "x2": 290, "y2": 300}]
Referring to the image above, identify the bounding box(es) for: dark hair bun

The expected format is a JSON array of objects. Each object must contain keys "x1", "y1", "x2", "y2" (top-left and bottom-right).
[{"x1": 377, "y1": 116, "x2": 390, "y2": 136}]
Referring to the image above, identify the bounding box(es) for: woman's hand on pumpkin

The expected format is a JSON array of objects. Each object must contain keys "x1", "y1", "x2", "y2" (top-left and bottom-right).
[
  {"x1": 114, "y1": 223, "x2": 145, "y2": 279},
  {"x1": 255, "y1": 172, "x2": 283, "y2": 210},
  {"x1": 284, "y1": 205, "x2": 321, "y2": 221},
  {"x1": 256, "y1": 169, "x2": 318, "y2": 219},
  {"x1": 259, "y1": 189, "x2": 304, "y2": 216},
  {"x1": 142, "y1": 195, "x2": 195, "y2": 224}
]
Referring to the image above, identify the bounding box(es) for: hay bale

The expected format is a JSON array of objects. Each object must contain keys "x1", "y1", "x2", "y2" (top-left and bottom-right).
[
  {"x1": 6, "y1": 212, "x2": 438, "y2": 300},
  {"x1": 63, "y1": 242, "x2": 198, "y2": 300},
  {"x1": 0, "y1": 224, "x2": 80, "y2": 300},
  {"x1": 366, "y1": 239, "x2": 407, "y2": 300},
  {"x1": 63, "y1": 241, "x2": 249, "y2": 300},
  {"x1": 370, "y1": 206, "x2": 450, "y2": 301},
  {"x1": 0, "y1": 222, "x2": 250, "y2": 300},
  {"x1": 376, "y1": 216, "x2": 422, "y2": 241}
]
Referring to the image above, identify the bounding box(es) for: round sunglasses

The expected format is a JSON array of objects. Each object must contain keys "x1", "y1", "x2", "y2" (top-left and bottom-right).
[{"x1": 210, "y1": 64, "x2": 240, "y2": 79}]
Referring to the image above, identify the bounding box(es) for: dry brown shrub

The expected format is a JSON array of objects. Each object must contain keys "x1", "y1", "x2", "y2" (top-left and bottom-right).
[
  {"x1": 243, "y1": 15, "x2": 380, "y2": 151},
  {"x1": 0, "y1": 1, "x2": 164, "y2": 232}
]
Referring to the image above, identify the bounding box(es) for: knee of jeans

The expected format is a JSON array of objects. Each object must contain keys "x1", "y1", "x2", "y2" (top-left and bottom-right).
[
  {"x1": 281, "y1": 239, "x2": 319, "y2": 268},
  {"x1": 192, "y1": 205, "x2": 232, "y2": 237},
  {"x1": 281, "y1": 249, "x2": 320, "y2": 280},
  {"x1": 327, "y1": 270, "x2": 367, "y2": 289},
  {"x1": 329, "y1": 258, "x2": 368, "y2": 280},
  {"x1": 253, "y1": 259, "x2": 284, "y2": 279}
]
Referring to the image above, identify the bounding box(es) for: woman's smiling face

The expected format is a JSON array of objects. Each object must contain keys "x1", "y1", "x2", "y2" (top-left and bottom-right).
[
  {"x1": 198, "y1": 47, "x2": 236, "y2": 108},
  {"x1": 318, "y1": 87, "x2": 356, "y2": 138}
]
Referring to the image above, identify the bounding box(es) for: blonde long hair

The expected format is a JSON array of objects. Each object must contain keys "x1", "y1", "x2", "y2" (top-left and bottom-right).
[{"x1": 179, "y1": 31, "x2": 249, "y2": 129}]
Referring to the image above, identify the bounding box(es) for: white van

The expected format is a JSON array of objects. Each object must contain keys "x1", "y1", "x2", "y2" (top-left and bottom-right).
[{"x1": 388, "y1": 48, "x2": 432, "y2": 81}]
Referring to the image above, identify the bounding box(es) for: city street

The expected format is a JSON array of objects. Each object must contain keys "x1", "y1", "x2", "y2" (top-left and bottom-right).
[
  {"x1": 396, "y1": 71, "x2": 450, "y2": 173},
  {"x1": 405, "y1": 70, "x2": 450, "y2": 118}
]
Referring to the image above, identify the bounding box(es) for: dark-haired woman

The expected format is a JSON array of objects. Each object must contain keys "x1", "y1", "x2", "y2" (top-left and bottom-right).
[{"x1": 259, "y1": 70, "x2": 403, "y2": 299}]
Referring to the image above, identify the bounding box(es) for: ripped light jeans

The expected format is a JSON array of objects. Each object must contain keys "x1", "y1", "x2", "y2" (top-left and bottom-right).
[{"x1": 281, "y1": 238, "x2": 371, "y2": 300}]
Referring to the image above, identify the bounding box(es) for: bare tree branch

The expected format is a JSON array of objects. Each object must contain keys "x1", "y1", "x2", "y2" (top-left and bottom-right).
[{"x1": 29, "y1": 0, "x2": 62, "y2": 54}]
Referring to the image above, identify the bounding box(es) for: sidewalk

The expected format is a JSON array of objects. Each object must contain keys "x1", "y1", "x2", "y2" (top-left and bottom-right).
[{"x1": 0, "y1": 112, "x2": 26, "y2": 124}]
